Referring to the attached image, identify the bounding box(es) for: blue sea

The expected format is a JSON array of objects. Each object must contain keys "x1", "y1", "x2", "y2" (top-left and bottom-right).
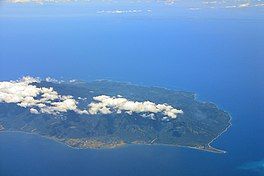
[{"x1": 0, "y1": 1, "x2": 263, "y2": 176}]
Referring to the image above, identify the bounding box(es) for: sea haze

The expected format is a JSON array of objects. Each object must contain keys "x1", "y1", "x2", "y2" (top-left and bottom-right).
[{"x1": 0, "y1": 1, "x2": 263, "y2": 176}]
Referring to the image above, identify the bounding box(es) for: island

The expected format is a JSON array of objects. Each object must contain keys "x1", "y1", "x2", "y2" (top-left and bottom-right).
[{"x1": 0, "y1": 77, "x2": 231, "y2": 153}]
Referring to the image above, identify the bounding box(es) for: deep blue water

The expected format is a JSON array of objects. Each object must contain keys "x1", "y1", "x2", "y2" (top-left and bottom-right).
[{"x1": 0, "y1": 2, "x2": 263, "y2": 176}]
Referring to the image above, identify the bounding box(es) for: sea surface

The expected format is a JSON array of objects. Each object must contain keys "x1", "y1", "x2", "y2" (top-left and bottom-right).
[{"x1": 0, "y1": 2, "x2": 263, "y2": 176}]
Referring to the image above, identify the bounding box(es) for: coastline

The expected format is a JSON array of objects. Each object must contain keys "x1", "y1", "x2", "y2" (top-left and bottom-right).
[
  {"x1": 207, "y1": 114, "x2": 232, "y2": 153},
  {"x1": 0, "y1": 129, "x2": 229, "y2": 153},
  {"x1": 0, "y1": 78, "x2": 232, "y2": 154}
]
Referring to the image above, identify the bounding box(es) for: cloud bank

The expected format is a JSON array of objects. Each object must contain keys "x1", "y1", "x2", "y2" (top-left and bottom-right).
[
  {"x1": 0, "y1": 77, "x2": 183, "y2": 120},
  {"x1": 0, "y1": 77, "x2": 83, "y2": 115},
  {"x1": 88, "y1": 95, "x2": 183, "y2": 118}
]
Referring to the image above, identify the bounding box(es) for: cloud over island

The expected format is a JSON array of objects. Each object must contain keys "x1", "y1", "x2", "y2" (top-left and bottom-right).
[
  {"x1": 89, "y1": 95, "x2": 183, "y2": 118},
  {"x1": 0, "y1": 77, "x2": 183, "y2": 120}
]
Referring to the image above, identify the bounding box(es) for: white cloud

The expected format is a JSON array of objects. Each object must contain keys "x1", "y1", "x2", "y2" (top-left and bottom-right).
[
  {"x1": 141, "y1": 113, "x2": 155, "y2": 120},
  {"x1": 41, "y1": 87, "x2": 59, "y2": 101},
  {"x1": 254, "y1": 3, "x2": 264, "y2": 7},
  {"x1": 30, "y1": 108, "x2": 39, "y2": 114},
  {"x1": 88, "y1": 95, "x2": 183, "y2": 119},
  {"x1": 0, "y1": 77, "x2": 83, "y2": 115},
  {"x1": 45, "y1": 77, "x2": 64, "y2": 84},
  {"x1": 97, "y1": 9, "x2": 147, "y2": 14},
  {"x1": 225, "y1": 5, "x2": 237, "y2": 8},
  {"x1": 239, "y1": 3, "x2": 250, "y2": 8},
  {"x1": 69, "y1": 79, "x2": 77, "y2": 83},
  {"x1": 0, "y1": 76, "x2": 41, "y2": 104},
  {"x1": 0, "y1": 77, "x2": 183, "y2": 120},
  {"x1": 51, "y1": 99, "x2": 78, "y2": 112}
]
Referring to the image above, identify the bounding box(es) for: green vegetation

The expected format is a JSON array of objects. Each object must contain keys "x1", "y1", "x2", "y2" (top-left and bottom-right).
[{"x1": 0, "y1": 80, "x2": 231, "y2": 153}]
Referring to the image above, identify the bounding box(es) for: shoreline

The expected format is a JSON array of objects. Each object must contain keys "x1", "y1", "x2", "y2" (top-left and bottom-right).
[
  {"x1": 207, "y1": 115, "x2": 232, "y2": 153},
  {"x1": 0, "y1": 77, "x2": 232, "y2": 154},
  {"x1": 0, "y1": 130, "x2": 228, "y2": 153}
]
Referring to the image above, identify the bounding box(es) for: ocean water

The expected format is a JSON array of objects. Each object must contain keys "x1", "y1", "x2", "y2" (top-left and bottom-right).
[{"x1": 0, "y1": 2, "x2": 264, "y2": 176}]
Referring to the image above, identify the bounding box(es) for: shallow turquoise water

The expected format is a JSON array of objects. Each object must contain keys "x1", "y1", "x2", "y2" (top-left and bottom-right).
[{"x1": 239, "y1": 159, "x2": 264, "y2": 175}]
